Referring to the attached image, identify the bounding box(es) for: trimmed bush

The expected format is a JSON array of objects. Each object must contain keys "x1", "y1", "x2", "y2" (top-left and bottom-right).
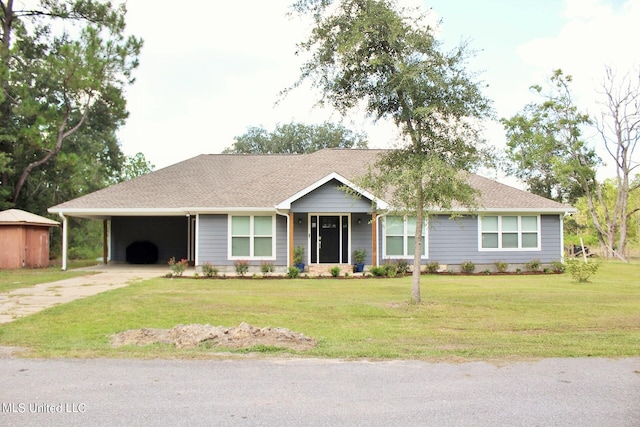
[
  {"x1": 426, "y1": 261, "x2": 440, "y2": 274},
  {"x1": 494, "y1": 261, "x2": 508, "y2": 273},
  {"x1": 550, "y1": 260, "x2": 565, "y2": 273},
  {"x1": 287, "y1": 266, "x2": 300, "y2": 279},
  {"x1": 201, "y1": 262, "x2": 218, "y2": 278},
  {"x1": 234, "y1": 260, "x2": 249, "y2": 276},
  {"x1": 525, "y1": 259, "x2": 541, "y2": 272},
  {"x1": 460, "y1": 261, "x2": 475, "y2": 274}
]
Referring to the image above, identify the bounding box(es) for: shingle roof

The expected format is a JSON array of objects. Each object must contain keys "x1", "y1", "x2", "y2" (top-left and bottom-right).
[
  {"x1": 48, "y1": 149, "x2": 573, "y2": 215},
  {"x1": 0, "y1": 209, "x2": 59, "y2": 226}
]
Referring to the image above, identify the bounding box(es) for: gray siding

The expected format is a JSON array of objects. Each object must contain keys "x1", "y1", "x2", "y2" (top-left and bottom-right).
[
  {"x1": 111, "y1": 216, "x2": 187, "y2": 264},
  {"x1": 197, "y1": 214, "x2": 228, "y2": 265},
  {"x1": 351, "y1": 214, "x2": 373, "y2": 264},
  {"x1": 379, "y1": 214, "x2": 563, "y2": 268},
  {"x1": 291, "y1": 179, "x2": 372, "y2": 213},
  {"x1": 197, "y1": 214, "x2": 287, "y2": 267}
]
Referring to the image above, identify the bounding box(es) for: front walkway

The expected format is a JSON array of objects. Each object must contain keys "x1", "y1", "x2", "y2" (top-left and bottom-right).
[{"x1": 0, "y1": 264, "x2": 169, "y2": 324}]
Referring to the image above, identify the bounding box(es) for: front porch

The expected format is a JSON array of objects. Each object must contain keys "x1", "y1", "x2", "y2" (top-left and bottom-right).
[{"x1": 288, "y1": 212, "x2": 378, "y2": 269}]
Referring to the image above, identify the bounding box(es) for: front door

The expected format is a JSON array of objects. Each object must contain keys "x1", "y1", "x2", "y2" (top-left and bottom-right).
[{"x1": 310, "y1": 215, "x2": 349, "y2": 264}]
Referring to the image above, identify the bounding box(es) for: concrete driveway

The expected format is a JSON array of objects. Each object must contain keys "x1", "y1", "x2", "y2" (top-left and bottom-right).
[{"x1": 0, "y1": 264, "x2": 168, "y2": 324}]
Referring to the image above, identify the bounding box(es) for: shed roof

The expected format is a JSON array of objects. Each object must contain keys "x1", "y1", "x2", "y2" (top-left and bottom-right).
[{"x1": 0, "y1": 209, "x2": 59, "y2": 227}]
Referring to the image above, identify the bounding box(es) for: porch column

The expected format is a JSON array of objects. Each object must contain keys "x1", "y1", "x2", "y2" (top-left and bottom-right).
[
  {"x1": 289, "y1": 212, "x2": 294, "y2": 267},
  {"x1": 103, "y1": 220, "x2": 109, "y2": 265},
  {"x1": 371, "y1": 212, "x2": 378, "y2": 267}
]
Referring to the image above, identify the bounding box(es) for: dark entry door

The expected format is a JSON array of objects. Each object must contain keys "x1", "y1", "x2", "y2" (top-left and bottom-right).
[{"x1": 319, "y1": 216, "x2": 340, "y2": 263}]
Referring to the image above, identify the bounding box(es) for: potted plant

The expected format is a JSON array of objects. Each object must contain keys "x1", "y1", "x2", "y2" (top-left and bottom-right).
[
  {"x1": 293, "y1": 245, "x2": 305, "y2": 272},
  {"x1": 353, "y1": 248, "x2": 367, "y2": 272}
]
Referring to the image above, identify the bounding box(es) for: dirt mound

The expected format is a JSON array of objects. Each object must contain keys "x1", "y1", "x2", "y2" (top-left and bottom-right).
[{"x1": 110, "y1": 322, "x2": 317, "y2": 351}]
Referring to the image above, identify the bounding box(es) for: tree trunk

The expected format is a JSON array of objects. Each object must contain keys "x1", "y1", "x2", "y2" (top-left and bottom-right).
[{"x1": 411, "y1": 187, "x2": 423, "y2": 304}]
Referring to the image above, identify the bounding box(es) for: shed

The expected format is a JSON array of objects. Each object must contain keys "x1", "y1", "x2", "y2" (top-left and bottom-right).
[{"x1": 0, "y1": 209, "x2": 59, "y2": 269}]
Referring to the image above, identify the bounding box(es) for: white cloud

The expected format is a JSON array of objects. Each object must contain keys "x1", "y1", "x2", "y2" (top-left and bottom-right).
[{"x1": 517, "y1": 0, "x2": 640, "y2": 108}]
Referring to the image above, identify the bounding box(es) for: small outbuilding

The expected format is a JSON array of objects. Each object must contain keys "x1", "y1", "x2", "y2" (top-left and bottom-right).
[{"x1": 0, "y1": 209, "x2": 59, "y2": 269}]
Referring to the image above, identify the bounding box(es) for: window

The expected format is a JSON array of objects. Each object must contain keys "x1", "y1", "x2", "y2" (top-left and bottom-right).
[
  {"x1": 384, "y1": 216, "x2": 426, "y2": 258},
  {"x1": 230, "y1": 215, "x2": 274, "y2": 258},
  {"x1": 480, "y1": 215, "x2": 540, "y2": 250}
]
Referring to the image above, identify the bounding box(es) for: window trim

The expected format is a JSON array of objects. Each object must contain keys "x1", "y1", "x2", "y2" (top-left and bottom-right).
[
  {"x1": 382, "y1": 216, "x2": 428, "y2": 259},
  {"x1": 228, "y1": 214, "x2": 276, "y2": 260},
  {"x1": 478, "y1": 215, "x2": 541, "y2": 251}
]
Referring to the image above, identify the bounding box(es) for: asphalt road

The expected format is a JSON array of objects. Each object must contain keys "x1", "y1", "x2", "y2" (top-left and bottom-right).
[{"x1": 1, "y1": 357, "x2": 639, "y2": 426}]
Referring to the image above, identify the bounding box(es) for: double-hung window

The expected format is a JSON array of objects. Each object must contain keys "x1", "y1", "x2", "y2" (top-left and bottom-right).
[
  {"x1": 384, "y1": 216, "x2": 426, "y2": 258},
  {"x1": 230, "y1": 215, "x2": 274, "y2": 258},
  {"x1": 480, "y1": 215, "x2": 540, "y2": 250}
]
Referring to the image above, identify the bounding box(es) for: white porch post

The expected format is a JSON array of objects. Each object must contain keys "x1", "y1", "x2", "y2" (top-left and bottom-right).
[{"x1": 58, "y1": 213, "x2": 68, "y2": 270}]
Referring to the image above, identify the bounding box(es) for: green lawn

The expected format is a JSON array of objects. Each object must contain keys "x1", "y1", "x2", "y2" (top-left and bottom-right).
[
  {"x1": 0, "y1": 260, "x2": 99, "y2": 293},
  {"x1": 0, "y1": 261, "x2": 638, "y2": 361}
]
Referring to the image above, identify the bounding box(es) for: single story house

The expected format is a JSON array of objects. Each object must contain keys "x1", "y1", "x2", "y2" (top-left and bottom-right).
[
  {"x1": 48, "y1": 149, "x2": 575, "y2": 272},
  {"x1": 0, "y1": 209, "x2": 59, "y2": 269}
]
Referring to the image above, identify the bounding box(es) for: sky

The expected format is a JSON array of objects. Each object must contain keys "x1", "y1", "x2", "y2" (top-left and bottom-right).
[{"x1": 119, "y1": 0, "x2": 639, "y2": 184}]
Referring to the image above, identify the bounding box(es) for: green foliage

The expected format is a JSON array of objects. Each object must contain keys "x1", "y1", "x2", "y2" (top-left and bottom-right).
[
  {"x1": 384, "y1": 262, "x2": 398, "y2": 278},
  {"x1": 287, "y1": 266, "x2": 301, "y2": 279},
  {"x1": 551, "y1": 260, "x2": 565, "y2": 273},
  {"x1": 525, "y1": 259, "x2": 541, "y2": 272},
  {"x1": 201, "y1": 262, "x2": 218, "y2": 278},
  {"x1": 426, "y1": 261, "x2": 440, "y2": 274},
  {"x1": 329, "y1": 266, "x2": 341, "y2": 277},
  {"x1": 460, "y1": 261, "x2": 476, "y2": 274},
  {"x1": 260, "y1": 261, "x2": 275, "y2": 274},
  {"x1": 1, "y1": 0, "x2": 142, "y2": 209},
  {"x1": 223, "y1": 122, "x2": 367, "y2": 154},
  {"x1": 494, "y1": 261, "x2": 509, "y2": 273},
  {"x1": 290, "y1": 0, "x2": 493, "y2": 304},
  {"x1": 293, "y1": 246, "x2": 305, "y2": 265},
  {"x1": 394, "y1": 259, "x2": 410, "y2": 275},
  {"x1": 501, "y1": 69, "x2": 595, "y2": 204},
  {"x1": 565, "y1": 260, "x2": 600, "y2": 282},
  {"x1": 168, "y1": 258, "x2": 189, "y2": 277},
  {"x1": 353, "y1": 248, "x2": 367, "y2": 264},
  {"x1": 234, "y1": 260, "x2": 249, "y2": 277},
  {"x1": 369, "y1": 266, "x2": 387, "y2": 277}
]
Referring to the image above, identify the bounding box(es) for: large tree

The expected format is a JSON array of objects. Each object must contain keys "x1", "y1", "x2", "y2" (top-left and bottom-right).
[
  {"x1": 289, "y1": 0, "x2": 492, "y2": 303},
  {"x1": 0, "y1": 0, "x2": 142, "y2": 212},
  {"x1": 223, "y1": 121, "x2": 367, "y2": 154},
  {"x1": 502, "y1": 69, "x2": 639, "y2": 260}
]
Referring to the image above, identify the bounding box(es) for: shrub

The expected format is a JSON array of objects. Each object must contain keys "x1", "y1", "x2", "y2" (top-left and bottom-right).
[
  {"x1": 286, "y1": 266, "x2": 300, "y2": 279},
  {"x1": 234, "y1": 260, "x2": 249, "y2": 276},
  {"x1": 494, "y1": 261, "x2": 508, "y2": 273},
  {"x1": 565, "y1": 260, "x2": 600, "y2": 282},
  {"x1": 525, "y1": 259, "x2": 541, "y2": 272},
  {"x1": 369, "y1": 266, "x2": 387, "y2": 276},
  {"x1": 426, "y1": 261, "x2": 440, "y2": 274},
  {"x1": 329, "y1": 266, "x2": 341, "y2": 277},
  {"x1": 168, "y1": 257, "x2": 189, "y2": 277},
  {"x1": 384, "y1": 263, "x2": 398, "y2": 278},
  {"x1": 353, "y1": 248, "x2": 367, "y2": 264},
  {"x1": 201, "y1": 262, "x2": 218, "y2": 278},
  {"x1": 260, "y1": 261, "x2": 275, "y2": 274},
  {"x1": 395, "y1": 259, "x2": 410, "y2": 275},
  {"x1": 550, "y1": 260, "x2": 565, "y2": 273},
  {"x1": 460, "y1": 261, "x2": 475, "y2": 274}
]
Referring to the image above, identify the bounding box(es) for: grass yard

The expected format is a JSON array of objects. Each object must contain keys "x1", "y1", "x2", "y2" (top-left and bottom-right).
[
  {"x1": 0, "y1": 260, "x2": 99, "y2": 293},
  {"x1": 0, "y1": 261, "x2": 638, "y2": 361}
]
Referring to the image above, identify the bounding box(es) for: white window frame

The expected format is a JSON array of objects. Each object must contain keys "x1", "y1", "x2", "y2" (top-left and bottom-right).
[
  {"x1": 382, "y1": 216, "x2": 428, "y2": 259},
  {"x1": 228, "y1": 214, "x2": 276, "y2": 260},
  {"x1": 478, "y1": 215, "x2": 541, "y2": 251}
]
